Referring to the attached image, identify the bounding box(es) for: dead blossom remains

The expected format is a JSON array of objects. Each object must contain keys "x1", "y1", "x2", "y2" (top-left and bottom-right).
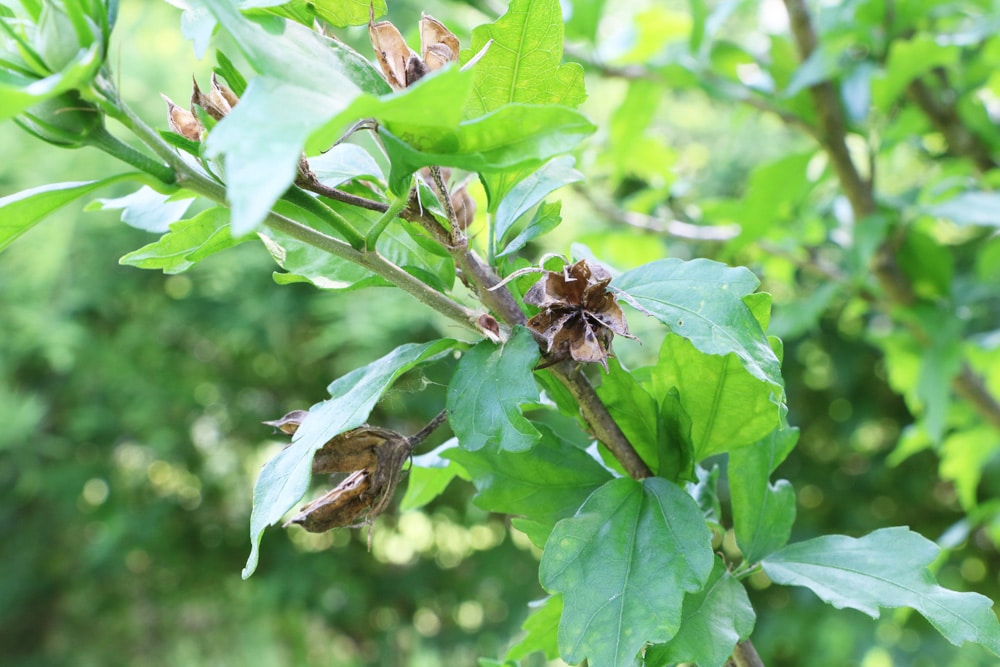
[{"x1": 525, "y1": 259, "x2": 635, "y2": 371}]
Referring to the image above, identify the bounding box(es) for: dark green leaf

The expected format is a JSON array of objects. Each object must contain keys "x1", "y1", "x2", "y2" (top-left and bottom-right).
[
  {"x1": 446, "y1": 426, "x2": 612, "y2": 547},
  {"x1": 0, "y1": 174, "x2": 146, "y2": 252},
  {"x1": 539, "y1": 477, "x2": 714, "y2": 667},
  {"x1": 119, "y1": 207, "x2": 241, "y2": 274},
  {"x1": 642, "y1": 557, "x2": 755, "y2": 667},
  {"x1": 615, "y1": 258, "x2": 784, "y2": 390},
  {"x1": 446, "y1": 326, "x2": 541, "y2": 452},
  {"x1": 729, "y1": 427, "x2": 798, "y2": 563},
  {"x1": 762, "y1": 527, "x2": 1000, "y2": 656},
  {"x1": 596, "y1": 357, "x2": 660, "y2": 473},
  {"x1": 243, "y1": 339, "x2": 458, "y2": 578}
]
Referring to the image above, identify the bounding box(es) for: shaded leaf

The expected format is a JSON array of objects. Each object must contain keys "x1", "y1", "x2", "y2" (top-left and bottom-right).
[
  {"x1": 497, "y1": 200, "x2": 562, "y2": 258},
  {"x1": 762, "y1": 527, "x2": 1000, "y2": 656},
  {"x1": 539, "y1": 477, "x2": 714, "y2": 667},
  {"x1": 494, "y1": 155, "x2": 582, "y2": 246},
  {"x1": 446, "y1": 425, "x2": 612, "y2": 547},
  {"x1": 615, "y1": 258, "x2": 783, "y2": 390},
  {"x1": 399, "y1": 439, "x2": 468, "y2": 512},
  {"x1": 506, "y1": 596, "x2": 563, "y2": 661},
  {"x1": 729, "y1": 427, "x2": 798, "y2": 563},
  {"x1": 643, "y1": 557, "x2": 755, "y2": 667},
  {"x1": 243, "y1": 339, "x2": 457, "y2": 578},
  {"x1": 446, "y1": 325, "x2": 541, "y2": 452}
]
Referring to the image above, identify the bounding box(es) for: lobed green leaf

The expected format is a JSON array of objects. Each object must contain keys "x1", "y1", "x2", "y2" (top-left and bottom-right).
[{"x1": 119, "y1": 207, "x2": 241, "y2": 274}]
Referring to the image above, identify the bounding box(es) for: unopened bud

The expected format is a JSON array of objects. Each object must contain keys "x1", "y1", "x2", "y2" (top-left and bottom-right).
[
  {"x1": 162, "y1": 94, "x2": 203, "y2": 142},
  {"x1": 16, "y1": 91, "x2": 104, "y2": 148}
]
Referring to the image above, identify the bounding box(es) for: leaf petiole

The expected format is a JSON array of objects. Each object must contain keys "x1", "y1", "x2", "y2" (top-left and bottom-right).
[{"x1": 364, "y1": 187, "x2": 411, "y2": 251}]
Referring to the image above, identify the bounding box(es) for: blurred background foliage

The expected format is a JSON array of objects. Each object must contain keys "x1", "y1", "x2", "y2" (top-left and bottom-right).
[{"x1": 1, "y1": 0, "x2": 998, "y2": 666}]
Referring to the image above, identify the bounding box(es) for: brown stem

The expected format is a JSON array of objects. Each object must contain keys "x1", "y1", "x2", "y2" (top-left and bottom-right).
[
  {"x1": 299, "y1": 174, "x2": 391, "y2": 213},
  {"x1": 727, "y1": 640, "x2": 766, "y2": 667},
  {"x1": 907, "y1": 75, "x2": 997, "y2": 173}
]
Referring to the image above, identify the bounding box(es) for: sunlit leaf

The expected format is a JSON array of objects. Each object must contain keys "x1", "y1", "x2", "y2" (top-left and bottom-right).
[
  {"x1": 119, "y1": 207, "x2": 241, "y2": 274},
  {"x1": 506, "y1": 595, "x2": 563, "y2": 661},
  {"x1": 762, "y1": 527, "x2": 1000, "y2": 656},
  {"x1": 494, "y1": 155, "x2": 581, "y2": 248},
  {"x1": 87, "y1": 185, "x2": 194, "y2": 233}
]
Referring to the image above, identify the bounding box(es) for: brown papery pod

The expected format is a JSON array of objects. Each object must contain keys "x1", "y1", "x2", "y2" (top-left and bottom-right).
[
  {"x1": 191, "y1": 77, "x2": 229, "y2": 120},
  {"x1": 310, "y1": 425, "x2": 394, "y2": 474},
  {"x1": 161, "y1": 95, "x2": 203, "y2": 142},
  {"x1": 284, "y1": 470, "x2": 373, "y2": 532},
  {"x1": 211, "y1": 73, "x2": 239, "y2": 108},
  {"x1": 369, "y1": 18, "x2": 413, "y2": 90},
  {"x1": 419, "y1": 14, "x2": 458, "y2": 70},
  {"x1": 262, "y1": 409, "x2": 310, "y2": 435}
]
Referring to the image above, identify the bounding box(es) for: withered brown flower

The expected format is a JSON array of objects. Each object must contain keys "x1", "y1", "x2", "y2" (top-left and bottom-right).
[
  {"x1": 525, "y1": 259, "x2": 635, "y2": 370},
  {"x1": 369, "y1": 12, "x2": 459, "y2": 89}
]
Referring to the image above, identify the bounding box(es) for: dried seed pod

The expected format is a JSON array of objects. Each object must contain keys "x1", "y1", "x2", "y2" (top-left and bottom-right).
[
  {"x1": 419, "y1": 14, "x2": 459, "y2": 67},
  {"x1": 211, "y1": 73, "x2": 239, "y2": 108},
  {"x1": 284, "y1": 469, "x2": 373, "y2": 532},
  {"x1": 525, "y1": 259, "x2": 635, "y2": 370},
  {"x1": 191, "y1": 76, "x2": 230, "y2": 121},
  {"x1": 311, "y1": 425, "x2": 393, "y2": 474},
  {"x1": 262, "y1": 409, "x2": 309, "y2": 435},
  {"x1": 450, "y1": 184, "x2": 476, "y2": 229},
  {"x1": 369, "y1": 18, "x2": 414, "y2": 90},
  {"x1": 162, "y1": 94, "x2": 203, "y2": 142}
]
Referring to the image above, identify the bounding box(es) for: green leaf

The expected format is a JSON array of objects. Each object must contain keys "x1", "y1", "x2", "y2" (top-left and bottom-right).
[
  {"x1": 446, "y1": 426, "x2": 612, "y2": 547},
  {"x1": 506, "y1": 596, "x2": 563, "y2": 661},
  {"x1": 0, "y1": 174, "x2": 145, "y2": 252},
  {"x1": 729, "y1": 427, "x2": 798, "y2": 563},
  {"x1": 494, "y1": 156, "x2": 582, "y2": 246},
  {"x1": 565, "y1": 0, "x2": 606, "y2": 42},
  {"x1": 873, "y1": 35, "x2": 959, "y2": 111},
  {"x1": 260, "y1": 224, "x2": 384, "y2": 291},
  {"x1": 761, "y1": 527, "x2": 1000, "y2": 656},
  {"x1": 642, "y1": 557, "x2": 755, "y2": 667},
  {"x1": 310, "y1": 0, "x2": 385, "y2": 27},
  {"x1": 596, "y1": 357, "x2": 661, "y2": 473},
  {"x1": 399, "y1": 439, "x2": 467, "y2": 512},
  {"x1": 119, "y1": 207, "x2": 241, "y2": 274},
  {"x1": 614, "y1": 258, "x2": 784, "y2": 390},
  {"x1": 0, "y1": 40, "x2": 104, "y2": 121},
  {"x1": 243, "y1": 339, "x2": 457, "y2": 579},
  {"x1": 307, "y1": 143, "x2": 384, "y2": 188},
  {"x1": 649, "y1": 333, "x2": 782, "y2": 459},
  {"x1": 379, "y1": 104, "x2": 595, "y2": 195},
  {"x1": 461, "y1": 0, "x2": 586, "y2": 118},
  {"x1": 446, "y1": 326, "x2": 541, "y2": 452},
  {"x1": 940, "y1": 427, "x2": 1000, "y2": 512},
  {"x1": 497, "y1": 200, "x2": 562, "y2": 258},
  {"x1": 87, "y1": 185, "x2": 194, "y2": 233},
  {"x1": 539, "y1": 477, "x2": 715, "y2": 667}
]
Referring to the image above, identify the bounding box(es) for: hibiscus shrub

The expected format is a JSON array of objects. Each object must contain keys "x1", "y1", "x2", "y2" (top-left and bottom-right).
[{"x1": 2, "y1": 1, "x2": 999, "y2": 666}]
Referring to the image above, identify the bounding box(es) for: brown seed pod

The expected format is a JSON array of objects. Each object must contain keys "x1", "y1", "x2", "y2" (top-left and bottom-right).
[
  {"x1": 161, "y1": 94, "x2": 203, "y2": 142},
  {"x1": 262, "y1": 409, "x2": 309, "y2": 435},
  {"x1": 370, "y1": 11, "x2": 460, "y2": 89},
  {"x1": 284, "y1": 469, "x2": 373, "y2": 532},
  {"x1": 311, "y1": 425, "x2": 395, "y2": 474}
]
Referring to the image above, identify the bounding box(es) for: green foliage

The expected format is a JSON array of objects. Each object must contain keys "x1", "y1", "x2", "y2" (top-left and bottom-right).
[{"x1": 2, "y1": 0, "x2": 1000, "y2": 665}]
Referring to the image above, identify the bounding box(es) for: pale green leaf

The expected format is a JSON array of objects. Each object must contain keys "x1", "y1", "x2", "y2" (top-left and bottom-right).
[
  {"x1": 243, "y1": 339, "x2": 458, "y2": 578},
  {"x1": 497, "y1": 200, "x2": 562, "y2": 258},
  {"x1": 310, "y1": 0, "x2": 385, "y2": 27},
  {"x1": 399, "y1": 439, "x2": 468, "y2": 512},
  {"x1": 922, "y1": 191, "x2": 1000, "y2": 228},
  {"x1": 0, "y1": 174, "x2": 145, "y2": 252},
  {"x1": 494, "y1": 156, "x2": 581, "y2": 244},
  {"x1": 762, "y1": 527, "x2": 1000, "y2": 656},
  {"x1": 506, "y1": 596, "x2": 563, "y2": 661},
  {"x1": 119, "y1": 207, "x2": 240, "y2": 274},
  {"x1": 87, "y1": 185, "x2": 194, "y2": 233},
  {"x1": 539, "y1": 477, "x2": 714, "y2": 667}
]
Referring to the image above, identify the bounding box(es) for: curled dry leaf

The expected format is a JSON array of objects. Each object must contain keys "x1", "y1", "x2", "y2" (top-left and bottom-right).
[
  {"x1": 525, "y1": 259, "x2": 635, "y2": 370},
  {"x1": 262, "y1": 409, "x2": 310, "y2": 435},
  {"x1": 162, "y1": 94, "x2": 203, "y2": 142}
]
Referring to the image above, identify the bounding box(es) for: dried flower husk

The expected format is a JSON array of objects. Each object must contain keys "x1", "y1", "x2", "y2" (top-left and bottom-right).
[
  {"x1": 285, "y1": 469, "x2": 373, "y2": 532},
  {"x1": 262, "y1": 409, "x2": 310, "y2": 435},
  {"x1": 191, "y1": 76, "x2": 232, "y2": 121},
  {"x1": 311, "y1": 426, "x2": 394, "y2": 474},
  {"x1": 370, "y1": 12, "x2": 459, "y2": 89},
  {"x1": 162, "y1": 94, "x2": 203, "y2": 142},
  {"x1": 525, "y1": 259, "x2": 635, "y2": 370}
]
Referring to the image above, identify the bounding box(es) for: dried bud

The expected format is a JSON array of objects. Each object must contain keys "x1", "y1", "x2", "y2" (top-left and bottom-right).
[
  {"x1": 525, "y1": 259, "x2": 635, "y2": 370},
  {"x1": 262, "y1": 409, "x2": 309, "y2": 435},
  {"x1": 450, "y1": 184, "x2": 476, "y2": 229},
  {"x1": 191, "y1": 76, "x2": 230, "y2": 121},
  {"x1": 162, "y1": 94, "x2": 203, "y2": 142}
]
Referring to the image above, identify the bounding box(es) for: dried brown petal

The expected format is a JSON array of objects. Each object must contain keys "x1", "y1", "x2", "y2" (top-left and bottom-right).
[
  {"x1": 419, "y1": 14, "x2": 459, "y2": 68},
  {"x1": 369, "y1": 19, "x2": 414, "y2": 90},
  {"x1": 162, "y1": 94, "x2": 203, "y2": 142},
  {"x1": 262, "y1": 409, "x2": 309, "y2": 435},
  {"x1": 284, "y1": 470, "x2": 373, "y2": 532}
]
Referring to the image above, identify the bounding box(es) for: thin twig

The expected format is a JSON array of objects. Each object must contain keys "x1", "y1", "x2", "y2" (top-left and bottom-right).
[
  {"x1": 576, "y1": 186, "x2": 741, "y2": 241},
  {"x1": 299, "y1": 175, "x2": 391, "y2": 213}
]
